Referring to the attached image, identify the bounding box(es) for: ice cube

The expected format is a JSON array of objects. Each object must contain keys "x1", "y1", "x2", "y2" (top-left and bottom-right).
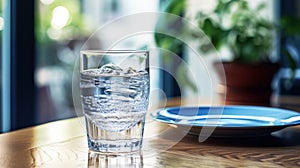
[
  {"x1": 124, "y1": 67, "x2": 138, "y2": 75},
  {"x1": 99, "y1": 63, "x2": 123, "y2": 75}
]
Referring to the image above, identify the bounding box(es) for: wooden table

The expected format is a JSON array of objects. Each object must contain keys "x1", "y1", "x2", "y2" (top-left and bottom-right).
[{"x1": 0, "y1": 112, "x2": 300, "y2": 167}]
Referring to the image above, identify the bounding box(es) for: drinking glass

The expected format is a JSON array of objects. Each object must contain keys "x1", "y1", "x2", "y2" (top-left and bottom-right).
[{"x1": 80, "y1": 50, "x2": 150, "y2": 153}]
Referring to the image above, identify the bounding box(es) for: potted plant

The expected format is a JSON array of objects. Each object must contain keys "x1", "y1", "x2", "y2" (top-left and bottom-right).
[
  {"x1": 155, "y1": 0, "x2": 296, "y2": 106},
  {"x1": 195, "y1": 0, "x2": 283, "y2": 106}
]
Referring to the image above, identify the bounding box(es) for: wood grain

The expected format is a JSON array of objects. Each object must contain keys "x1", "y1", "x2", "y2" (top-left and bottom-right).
[{"x1": 0, "y1": 116, "x2": 300, "y2": 167}]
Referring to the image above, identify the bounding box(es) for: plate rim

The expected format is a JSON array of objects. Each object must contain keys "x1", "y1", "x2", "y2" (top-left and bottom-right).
[{"x1": 151, "y1": 105, "x2": 300, "y2": 128}]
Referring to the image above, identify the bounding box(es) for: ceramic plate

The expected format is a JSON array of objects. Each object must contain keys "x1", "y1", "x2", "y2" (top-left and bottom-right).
[{"x1": 151, "y1": 106, "x2": 300, "y2": 137}]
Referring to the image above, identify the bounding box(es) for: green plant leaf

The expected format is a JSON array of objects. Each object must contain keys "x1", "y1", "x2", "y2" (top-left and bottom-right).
[
  {"x1": 163, "y1": 0, "x2": 185, "y2": 15},
  {"x1": 214, "y1": 0, "x2": 239, "y2": 15},
  {"x1": 256, "y1": 2, "x2": 266, "y2": 12},
  {"x1": 200, "y1": 18, "x2": 228, "y2": 52}
]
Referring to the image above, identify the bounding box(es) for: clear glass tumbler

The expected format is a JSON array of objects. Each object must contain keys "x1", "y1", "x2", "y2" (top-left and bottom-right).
[{"x1": 80, "y1": 50, "x2": 150, "y2": 153}]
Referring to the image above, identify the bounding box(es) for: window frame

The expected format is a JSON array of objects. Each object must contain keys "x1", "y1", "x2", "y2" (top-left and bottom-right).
[{"x1": 1, "y1": 0, "x2": 36, "y2": 132}]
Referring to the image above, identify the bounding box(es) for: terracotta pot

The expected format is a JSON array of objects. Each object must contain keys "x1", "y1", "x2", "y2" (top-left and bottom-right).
[{"x1": 214, "y1": 62, "x2": 280, "y2": 106}]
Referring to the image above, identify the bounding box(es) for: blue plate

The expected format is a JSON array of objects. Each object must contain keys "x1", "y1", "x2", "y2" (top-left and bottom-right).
[{"x1": 151, "y1": 106, "x2": 300, "y2": 137}]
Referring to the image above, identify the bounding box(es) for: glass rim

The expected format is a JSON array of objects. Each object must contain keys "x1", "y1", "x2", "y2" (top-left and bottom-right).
[{"x1": 80, "y1": 50, "x2": 149, "y2": 55}]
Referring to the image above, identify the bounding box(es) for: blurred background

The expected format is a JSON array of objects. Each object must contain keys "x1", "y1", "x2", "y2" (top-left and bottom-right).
[{"x1": 0, "y1": 0, "x2": 300, "y2": 132}]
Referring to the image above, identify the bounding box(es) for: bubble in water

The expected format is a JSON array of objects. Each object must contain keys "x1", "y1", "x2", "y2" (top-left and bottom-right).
[{"x1": 80, "y1": 63, "x2": 149, "y2": 132}]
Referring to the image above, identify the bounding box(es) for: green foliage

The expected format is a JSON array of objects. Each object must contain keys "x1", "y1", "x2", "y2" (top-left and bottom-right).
[
  {"x1": 36, "y1": 0, "x2": 89, "y2": 43},
  {"x1": 154, "y1": 0, "x2": 298, "y2": 91},
  {"x1": 197, "y1": 0, "x2": 273, "y2": 63},
  {"x1": 154, "y1": 0, "x2": 198, "y2": 92},
  {"x1": 154, "y1": 0, "x2": 186, "y2": 61}
]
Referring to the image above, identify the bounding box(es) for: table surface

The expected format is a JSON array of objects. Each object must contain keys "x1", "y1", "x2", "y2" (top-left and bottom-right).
[{"x1": 1, "y1": 104, "x2": 300, "y2": 167}]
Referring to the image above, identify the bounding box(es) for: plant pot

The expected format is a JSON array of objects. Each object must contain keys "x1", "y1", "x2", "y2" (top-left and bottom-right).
[{"x1": 214, "y1": 62, "x2": 280, "y2": 106}]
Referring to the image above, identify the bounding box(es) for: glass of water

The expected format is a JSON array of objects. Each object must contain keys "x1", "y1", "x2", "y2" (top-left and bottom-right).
[{"x1": 80, "y1": 50, "x2": 150, "y2": 153}]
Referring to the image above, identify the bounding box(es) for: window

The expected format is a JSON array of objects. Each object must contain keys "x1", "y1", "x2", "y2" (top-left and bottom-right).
[
  {"x1": 35, "y1": 0, "x2": 159, "y2": 125},
  {"x1": 1, "y1": 0, "x2": 158, "y2": 132},
  {"x1": 1, "y1": 0, "x2": 35, "y2": 132}
]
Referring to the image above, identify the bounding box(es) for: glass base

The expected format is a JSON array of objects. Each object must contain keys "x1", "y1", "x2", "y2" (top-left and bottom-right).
[
  {"x1": 85, "y1": 117, "x2": 145, "y2": 153},
  {"x1": 88, "y1": 139, "x2": 142, "y2": 154}
]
